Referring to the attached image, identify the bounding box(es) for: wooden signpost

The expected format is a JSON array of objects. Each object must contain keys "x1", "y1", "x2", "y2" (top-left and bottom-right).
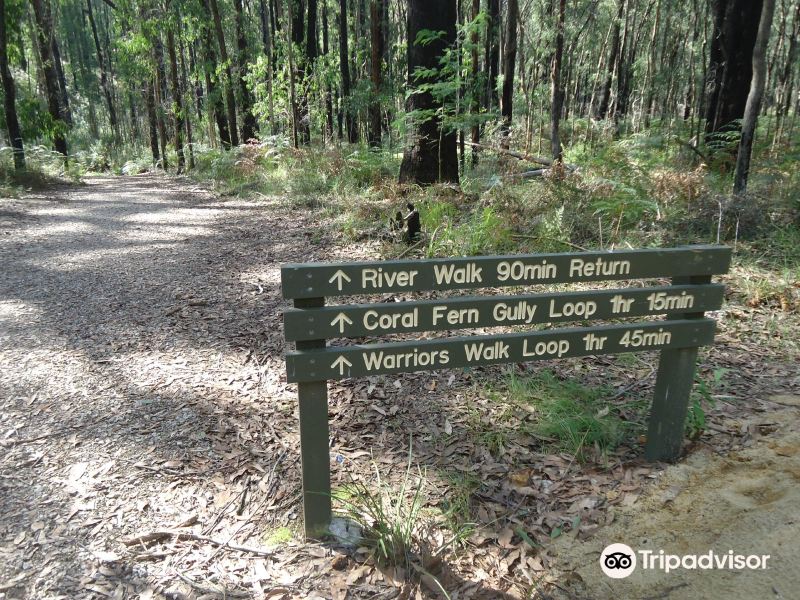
[{"x1": 281, "y1": 245, "x2": 731, "y2": 537}]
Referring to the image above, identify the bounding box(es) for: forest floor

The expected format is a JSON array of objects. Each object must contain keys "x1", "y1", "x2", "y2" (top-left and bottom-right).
[{"x1": 1, "y1": 174, "x2": 798, "y2": 600}]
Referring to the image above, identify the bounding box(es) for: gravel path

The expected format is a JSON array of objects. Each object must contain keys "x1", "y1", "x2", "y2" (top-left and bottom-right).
[{"x1": 0, "y1": 175, "x2": 324, "y2": 599}]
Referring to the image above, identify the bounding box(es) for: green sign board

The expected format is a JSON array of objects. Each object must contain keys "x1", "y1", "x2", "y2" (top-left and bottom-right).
[
  {"x1": 286, "y1": 319, "x2": 716, "y2": 382},
  {"x1": 281, "y1": 245, "x2": 732, "y2": 538},
  {"x1": 284, "y1": 284, "x2": 724, "y2": 341},
  {"x1": 281, "y1": 245, "x2": 731, "y2": 299}
]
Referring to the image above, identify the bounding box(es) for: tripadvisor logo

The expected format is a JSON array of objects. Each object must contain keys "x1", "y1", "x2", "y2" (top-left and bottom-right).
[{"x1": 600, "y1": 543, "x2": 771, "y2": 578}]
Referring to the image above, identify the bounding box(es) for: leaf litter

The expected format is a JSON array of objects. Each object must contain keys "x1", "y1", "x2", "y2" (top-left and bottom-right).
[{"x1": 0, "y1": 174, "x2": 797, "y2": 599}]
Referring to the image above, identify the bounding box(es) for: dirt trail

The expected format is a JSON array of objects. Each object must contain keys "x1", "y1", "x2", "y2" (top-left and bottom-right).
[{"x1": 0, "y1": 175, "x2": 321, "y2": 598}]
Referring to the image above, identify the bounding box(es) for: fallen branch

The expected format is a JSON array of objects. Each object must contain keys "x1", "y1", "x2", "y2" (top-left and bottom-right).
[
  {"x1": 505, "y1": 169, "x2": 546, "y2": 179},
  {"x1": 672, "y1": 136, "x2": 708, "y2": 162},
  {"x1": 465, "y1": 141, "x2": 577, "y2": 171},
  {"x1": 122, "y1": 529, "x2": 275, "y2": 557},
  {"x1": 173, "y1": 570, "x2": 249, "y2": 599}
]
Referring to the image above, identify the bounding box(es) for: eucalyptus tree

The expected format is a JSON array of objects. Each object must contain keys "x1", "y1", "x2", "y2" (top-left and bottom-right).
[
  {"x1": 0, "y1": 0, "x2": 24, "y2": 169},
  {"x1": 399, "y1": 0, "x2": 459, "y2": 184}
]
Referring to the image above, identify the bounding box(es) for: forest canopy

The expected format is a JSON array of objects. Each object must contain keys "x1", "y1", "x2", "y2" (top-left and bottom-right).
[{"x1": 0, "y1": 0, "x2": 797, "y2": 193}]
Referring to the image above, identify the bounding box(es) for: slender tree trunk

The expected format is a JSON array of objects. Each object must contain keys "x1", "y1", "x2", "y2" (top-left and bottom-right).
[
  {"x1": 485, "y1": 0, "x2": 500, "y2": 112},
  {"x1": 165, "y1": 0, "x2": 185, "y2": 172},
  {"x1": 86, "y1": 0, "x2": 118, "y2": 140},
  {"x1": 469, "y1": 0, "x2": 479, "y2": 165},
  {"x1": 234, "y1": 0, "x2": 258, "y2": 142},
  {"x1": 287, "y1": 0, "x2": 300, "y2": 147},
  {"x1": 734, "y1": 0, "x2": 774, "y2": 194},
  {"x1": 145, "y1": 79, "x2": 160, "y2": 164},
  {"x1": 208, "y1": 0, "x2": 239, "y2": 146},
  {"x1": 399, "y1": 0, "x2": 459, "y2": 185},
  {"x1": 152, "y1": 37, "x2": 169, "y2": 169},
  {"x1": 597, "y1": 0, "x2": 623, "y2": 120},
  {"x1": 368, "y1": 0, "x2": 383, "y2": 147},
  {"x1": 49, "y1": 8, "x2": 72, "y2": 126},
  {"x1": 30, "y1": 0, "x2": 67, "y2": 158},
  {"x1": 339, "y1": 0, "x2": 357, "y2": 142},
  {"x1": 198, "y1": 6, "x2": 230, "y2": 148},
  {"x1": 301, "y1": 0, "x2": 317, "y2": 145},
  {"x1": 322, "y1": 1, "x2": 334, "y2": 140},
  {"x1": 550, "y1": 0, "x2": 566, "y2": 160},
  {"x1": 178, "y1": 34, "x2": 195, "y2": 170},
  {"x1": 500, "y1": 0, "x2": 519, "y2": 149},
  {"x1": 260, "y1": 0, "x2": 277, "y2": 135},
  {"x1": 0, "y1": 0, "x2": 23, "y2": 169}
]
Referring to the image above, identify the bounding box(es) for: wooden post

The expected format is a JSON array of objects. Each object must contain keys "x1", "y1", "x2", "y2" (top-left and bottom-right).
[
  {"x1": 293, "y1": 297, "x2": 332, "y2": 538},
  {"x1": 645, "y1": 275, "x2": 711, "y2": 462}
]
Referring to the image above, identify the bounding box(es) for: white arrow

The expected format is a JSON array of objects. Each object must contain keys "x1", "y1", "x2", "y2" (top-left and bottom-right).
[
  {"x1": 328, "y1": 269, "x2": 352, "y2": 291},
  {"x1": 331, "y1": 312, "x2": 353, "y2": 333},
  {"x1": 331, "y1": 355, "x2": 352, "y2": 376}
]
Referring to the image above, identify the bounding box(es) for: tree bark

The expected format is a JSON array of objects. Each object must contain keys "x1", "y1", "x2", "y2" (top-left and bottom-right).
[
  {"x1": 550, "y1": 0, "x2": 566, "y2": 160},
  {"x1": 500, "y1": 0, "x2": 519, "y2": 149},
  {"x1": 86, "y1": 0, "x2": 118, "y2": 140},
  {"x1": 469, "y1": 0, "x2": 479, "y2": 165},
  {"x1": 734, "y1": 0, "x2": 774, "y2": 194},
  {"x1": 152, "y1": 37, "x2": 169, "y2": 169},
  {"x1": 485, "y1": 0, "x2": 500, "y2": 112},
  {"x1": 596, "y1": 0, "x2": 623, "y2": 120},
  {"x1": 197, "y1": 3, "x2": 231, "y2": 149},
  {"x1": 30, "y1": 0, "x2": 68, "y2": 158},
  {"x1": 704, "y1": 0, "x2": 764, "y2": 141},
  {"x1": 145, "y1": 79, "x2": 160, "y2": 164},
  {"x1": 339, "y1": 0, "x2": 357, "y2": 142},
  {"x1": 234, "y1": 0, "x2": 258, "y2": 142},
  {"x1": 208, "y1": 0, "x2": 239, "y2": 146},
  {"x1": 0, "y1": 0, "x2": 24, "y2": 169},
  {"x1": 368, "y1": 0, "x2": 383, "y2": 147},
  {"x1": 165, "y1": 0, "x2": 184, "y2": 172},
  {"x1": 399, "y1": 0, "x2": 459, "y2": 185},
  {"x1": 322, "y1": 0, "x2": 334, "y2": 140}
]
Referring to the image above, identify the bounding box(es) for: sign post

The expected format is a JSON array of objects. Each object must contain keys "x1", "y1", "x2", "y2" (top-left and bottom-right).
[
  {"x1": 293, "y1": 297, "x2": 332, "y2": 537},
  {"x1": 281, "y1": 245, "x2": 731, "y2": 538}
]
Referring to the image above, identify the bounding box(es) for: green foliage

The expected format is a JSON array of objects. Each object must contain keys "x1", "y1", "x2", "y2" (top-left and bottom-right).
[
  {"x1": 333, "y1": 447, "x2": 428, "y2": 570},
  {"x1": 685, "y1": 368, "x2": 728, "y2": 439},
  {"x1": 506, "y1": 369, "x2": 627, "y2": 461}
]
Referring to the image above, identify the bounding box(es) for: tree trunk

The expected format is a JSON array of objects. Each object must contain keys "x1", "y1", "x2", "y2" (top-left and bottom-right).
[
  {"x1": 208, "y1": 0, "x2": 239, "y2": 146},
  {"x1": 301, "y1": 0, "x2": 317, "y2": 144},
  {"x1": 469, "y1": 0, "x2": 479, "y2": 165},
  {"x1": 368, "y1": 0, "x2": 383, "y2": 147},
  {"x1": 0, "y1": 0, "x2": 24, "y2": 169},
  {"x1": 398, "y1": 0, "x2": 459, "y2": 185},
  {"x1": 178, "y1": 32, "x2": 195, "y2": 169},
  {"x1": 260, "y1": 0, "x2": 277, "y2": 135},
  {"x1": 198, "y1": 5, "x2": 231, "y2": 149},
  {"x1": 287, "y1": 0, "x2": 300, "y2": 147},
  {"x1": 596, "y1": 0, "x2": 623, "y2": 120},
  {"x1": 49, "y1": 8, "x2": 72, "y2": 126},
  {"x1": 734, "y1": 0, "x2": 774, "y2": 193},
  {"x1": 485, "y1": 0, "x2": 500, "y2": 112},
  {"x1": 152, "y1": 38, "x2": 169, "y2": 169},
  {"x1": 322, "y1": 1, "x2": 334, "y2": 140},
  {"x1": 704, "y1": 0, "x2": 764, "y2": 142},
  {"x1": 30, "y1": 0, "x2": 68, "y2": 158},
  {"x1": 500, "y1": 0, "x2": 519, "y2": 149},
  {"x1": 86, "y1": 0, "x2": 118, "y2": 140},
  {"x1": 234, "y1": 0, "x2": 258, "y2": 142},
  {"x1": 145, "y1": 79, "x2": 160, "y2": 164},
  {"x1": 550, "y1": 0, "x2": 566, "y2": 160},
  {"x1": 165, "y1": 0, "x2": 184, "y2": 173},
  {"x1": 339, "y1": 0, "x2": 357, "y2": 142}
]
